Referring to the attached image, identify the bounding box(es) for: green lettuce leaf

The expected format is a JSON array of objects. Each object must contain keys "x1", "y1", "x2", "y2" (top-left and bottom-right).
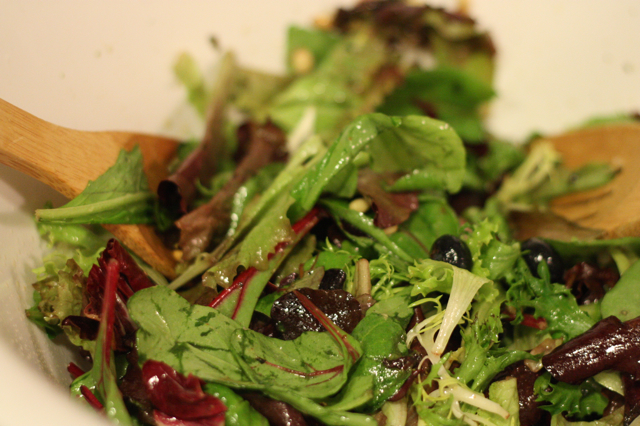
[
  {"x1": 534, "y1": 373, "x2": 608, "y2": 419},
  {"x1": 480, "y1": 378, "x2": 521, "y2": 426},
  {"x1": 35, "y1": 147, "x2": 155, "y2": 224},
  {"x1": 550, "y1": 408, "x2": 624, "y2": 426},
  {"x1": 505, "y1": 258, "x2": 595, "y2": 340},
  {"x1": 601, "y1": 258, "x2": 640, "y2": 321},
  {"x1": 29, "y1": 259, "x2": 84, "y2": 328}
]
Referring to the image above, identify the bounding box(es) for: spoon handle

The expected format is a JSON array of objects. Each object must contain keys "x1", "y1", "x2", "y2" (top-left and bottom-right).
[
  {"x1": 0, "y1": 98, "x2": 125, "y2": 198},
  {"x1": 0, "y1": 98, "x2": 178, "y2": 198}
]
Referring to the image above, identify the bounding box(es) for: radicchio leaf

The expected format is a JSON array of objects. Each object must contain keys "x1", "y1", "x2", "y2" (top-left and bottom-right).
[
  {"x1": 177, "y1": 120, "x2": 287, "y2": 261},
  {"x1": 142, "y1": 360, "x2": 226, "y2": 426},
  {"x1": 64, "y1": 239, "x2": 153, "y2": 351}
]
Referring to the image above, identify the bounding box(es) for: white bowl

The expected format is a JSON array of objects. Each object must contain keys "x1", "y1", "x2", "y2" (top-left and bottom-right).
[{"x1": 0, "y1": 1, "x2": 639, "y2": 425}]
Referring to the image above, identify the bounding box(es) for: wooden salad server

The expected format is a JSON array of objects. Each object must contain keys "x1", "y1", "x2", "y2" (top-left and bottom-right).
[
  {"x1": 0, "y1": 98, "x2": 179, "y2": 278},
  {"x1": 513, "y1": 123, "x2": 640, "y2": 241}
]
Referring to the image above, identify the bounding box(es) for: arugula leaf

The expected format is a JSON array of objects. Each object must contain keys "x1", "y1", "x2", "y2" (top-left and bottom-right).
[
  {"x1": 36, "y1": 147, "x2": 155, "y2": 224},
  {"x1": 535, "y1": 373, "x2": 608, "y2": 419}
]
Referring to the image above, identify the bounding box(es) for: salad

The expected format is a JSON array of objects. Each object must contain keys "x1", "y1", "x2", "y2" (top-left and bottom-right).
[{"x1": 23, "y1": 1, "x2": 640, "y2": 426}]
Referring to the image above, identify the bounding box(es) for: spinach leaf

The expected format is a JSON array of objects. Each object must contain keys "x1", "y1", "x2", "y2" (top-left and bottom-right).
[
  {"x1": 377, "y1": 67, "x2": 494, "y2": 142},
  {"x1": 332, "y1": 312, "x2": 410, "y2": 412},
  {"x1": 269, "y1": 31, "x2": 389, "y2": 137},
  {"x1": 289, "y1": 113, "x2": 465, "y2": 220},
  {"x1": 204, "y1": 383, "x2": 269, "y2": 426},
  {"x1": 36, "y1": 147, "x2": 154, "y2": 224},
  {"x1": 231, "y1": 329, "x2": 359, "y2": 399},
  {"x1": 128, "y1": 286, "x2": 254, "y2": 387}
]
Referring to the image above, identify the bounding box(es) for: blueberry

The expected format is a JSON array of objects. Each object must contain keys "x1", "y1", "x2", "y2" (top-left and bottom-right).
[
  {"x1": 430, "y1": 235, "x2": 473, "y2": 271},
  {"x1": 521, "y1": 238, "x2": 564, "y2": 283}
]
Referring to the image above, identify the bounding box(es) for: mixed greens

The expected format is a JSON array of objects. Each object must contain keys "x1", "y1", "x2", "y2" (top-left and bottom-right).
[{"x1": 25, "y1": 2, "x2": 640, "y2": 426}]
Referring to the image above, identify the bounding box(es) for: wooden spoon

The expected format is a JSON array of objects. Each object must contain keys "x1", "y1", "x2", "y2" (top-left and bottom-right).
[
  {"x1": 0, "y1": 98, "x2": 179, "y2": 278},
  {"x1": 512, "y1": 123, "x2": 640, "y2": 241}
]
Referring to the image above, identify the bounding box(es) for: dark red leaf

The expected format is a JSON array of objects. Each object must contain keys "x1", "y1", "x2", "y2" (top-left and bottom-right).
[
  {"x1": 564, "y1": 262, "x2": 619, "y2": 305},
  {"x1": 272, "y1": 288, "x2": 362, "y2": 340},
  {"x1": 177, "y1": 121, "x2": 287, "y2": 261},
  {"x1": 142, "y1": 360, "x2": 226, "y2": 422},
  {"x1": 158, "y1": 72, "x2": 231, "y2": 215},
  {"x1": 357, "y1": 169, "x2": 419, "y2": 229},
  {"x1": 100, "y1": 239, "x2": 154, "y2": 294}
]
